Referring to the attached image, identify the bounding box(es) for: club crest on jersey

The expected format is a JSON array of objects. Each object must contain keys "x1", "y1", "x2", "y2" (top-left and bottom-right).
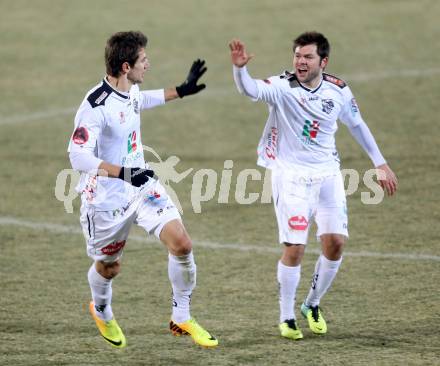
[
  {"x1": 133, "y1": 98, "x2": 139, "y2": 114},
  {"x1": 321, "y1": 99, "x2": 335, "y2": 114},
  {"x1": 72, "y1": 126, "x2": 89, "y2": 145}
]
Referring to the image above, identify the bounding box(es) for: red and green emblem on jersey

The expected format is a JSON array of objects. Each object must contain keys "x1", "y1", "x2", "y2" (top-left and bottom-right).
[
  {"x1": 302, "y1": 119, "x2": 320, "y2": 144},
  {"x1": 72, "y1": 126, "x2": 89, "y2": 145},
  {"x1": 127, "y1": 131, "x2": 137, "y2": 153}
]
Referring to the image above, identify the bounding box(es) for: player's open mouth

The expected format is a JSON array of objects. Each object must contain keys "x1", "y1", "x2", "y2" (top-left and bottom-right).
[{"x1": 297, "y1": 69, "x2": 307, "y2": 76}]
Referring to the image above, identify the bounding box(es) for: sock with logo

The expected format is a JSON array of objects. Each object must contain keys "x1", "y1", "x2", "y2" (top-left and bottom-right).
[
  {"x1": 305, "y1": 255, "x2": 342, "y2": 307},
  {"x1": 277, "y1": 261, "x2": 301, "y2": 323},
  {"x1": 88, "y1": 263, "x2": 113, "y2": 321},
  {"x1": 168, "y1": 251, "x2": 196, "y2": 323}
]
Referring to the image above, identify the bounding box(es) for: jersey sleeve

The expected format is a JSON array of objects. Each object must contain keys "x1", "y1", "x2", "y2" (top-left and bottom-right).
[
  {"x1": 253, "y1": 76, "x2": 284, "y2": 105},
  {"x1": 233, "y1": 65, "x2": 283, "y2": 105},
  {"x1": 232, "y1": 65, "x2": 259, "y2": 99},
  {"x1": 338, "y1": 85, "x2": 364, "y2": 128},
  {"x1": 139, "y1": 89, "x2": 165, "y2": 110},
  {"x1": 67, "y1": 102, "x2": 104, "y2": 155}
]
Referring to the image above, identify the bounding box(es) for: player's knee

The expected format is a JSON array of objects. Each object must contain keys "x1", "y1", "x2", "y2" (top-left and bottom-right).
[
  {"x1": 331, "y1": 235, "x2": 345, "y2": 250},
  {"x1": 327, "y1": 235, "x2": 345, "y2": 256},
  {"x1": 97, "y1": 260, "x2": 121, "y2": 279},
  {"x1": 282, "y1": 243, "x2": 305, "y2": 266},
  {"x1": 173, "y1": 234, "x2": 193, "y2": 256}
]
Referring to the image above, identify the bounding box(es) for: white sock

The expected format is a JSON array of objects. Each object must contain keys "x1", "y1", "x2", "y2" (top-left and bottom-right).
[
  {"x1": 277, "y1": 261, "x2": 301, "y2": 323},
  {"x1": 168, "y1": 251, "x2": 196, "y2": 323},
  {"x1": 305, "y1": 255, "x2": 342, "y2": 307},
  {"x1": 88, "y1": 263, "x2": 113, "y2": 321}
]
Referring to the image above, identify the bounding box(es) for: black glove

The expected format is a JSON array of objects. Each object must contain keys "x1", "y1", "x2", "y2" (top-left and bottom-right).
[
  {"x1": 118, "y1": 167, "x2": 155, "y2": 187},
  {"x1": 175, "y1": 59, "x2": 207, "y2": 98}
]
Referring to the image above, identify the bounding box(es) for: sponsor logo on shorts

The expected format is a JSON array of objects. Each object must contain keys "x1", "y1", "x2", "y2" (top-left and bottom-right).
[
  {"x1": 288, "y1": 215, "x2": 308, "y2": 230},
  {"x1": 101, "y1": 240, "x2": 126, "y2": 255}
]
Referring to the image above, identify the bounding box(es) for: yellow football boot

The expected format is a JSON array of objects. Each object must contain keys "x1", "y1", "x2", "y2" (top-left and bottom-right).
[
  {"x1": 170, "y1": 318, "x2": 218, "y2": 347},
  {"x1": 279, "y1": 319, "x2": 303, "y2": 340},
  {"x1": 301, "y1": 303, "x2": 327, "y2": 334},
  {"x1": 89, "y1": 302, "x2": 126, "y2": 348}
]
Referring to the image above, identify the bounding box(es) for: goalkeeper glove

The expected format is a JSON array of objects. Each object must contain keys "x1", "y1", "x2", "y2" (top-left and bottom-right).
[
  {"x1": 176, "y1": 59, "x2": 207, "y2": 98},
  {"x1": 118, "y1": 167, "x2": 155, "y2": 187}
]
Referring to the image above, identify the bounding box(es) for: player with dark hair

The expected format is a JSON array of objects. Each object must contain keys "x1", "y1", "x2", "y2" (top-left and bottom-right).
[
  {"x1": 68, "y1": 31, "x2": 217, "y2": 348},
  {"x1": 230, "y1": 31, "x2": 397, "y2": 340}
]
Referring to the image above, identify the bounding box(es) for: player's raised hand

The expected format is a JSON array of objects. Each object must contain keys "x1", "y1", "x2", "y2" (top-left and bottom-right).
[
  {"x1": 229, "y1": 39, "x2": 254, "y2": 67},
  {"x1": 176, "y1": 59, "x2": 207, "y2": 98},
  {"x1": 376, "y1": 164, "x2": 398, "y2": 196}
]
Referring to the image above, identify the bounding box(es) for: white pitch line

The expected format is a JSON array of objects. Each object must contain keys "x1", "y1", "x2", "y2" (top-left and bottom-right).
[
  {"x1": 0, "y1": 107, "x2": 77, "y2": 126},
  {"x1": 1, "y1": 216, "x2": 439, "y2": 262},
  {"x1": 1, "y1": 67, "x2": 440, "y2": 126}
]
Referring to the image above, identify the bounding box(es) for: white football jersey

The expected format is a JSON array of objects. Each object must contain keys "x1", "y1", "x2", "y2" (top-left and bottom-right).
[
  {"x1": 254, "y1": 71, "x2": 364, "y2": 174},
  {"x1": 68, "y1": 78, "x2": 165, "y2": 210}
]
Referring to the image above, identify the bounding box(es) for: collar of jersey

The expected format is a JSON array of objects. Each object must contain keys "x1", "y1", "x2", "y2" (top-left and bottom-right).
[
  {"x1": 297, "y1": 76, "x2": 323, "y2": 94},
  {"x1": 102, "y1": 77, "x2": 130, "y2": 100}
]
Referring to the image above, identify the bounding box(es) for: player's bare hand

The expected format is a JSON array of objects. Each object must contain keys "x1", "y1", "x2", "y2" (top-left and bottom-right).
[
  {"x1": 376, "y1": 164, "x2": 398, "y2": 196},
  {"x1": 229, "y1": 39, "x2": 254, "y2": 67}
]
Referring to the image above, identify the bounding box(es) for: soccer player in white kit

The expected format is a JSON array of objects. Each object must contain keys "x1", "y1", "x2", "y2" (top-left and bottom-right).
[
  {"x1": 68, "y1": 31, "x2": 217, "y2": 348},
  {"x1": 229, "y1": 32, "x2": 398, "y2": 340}
]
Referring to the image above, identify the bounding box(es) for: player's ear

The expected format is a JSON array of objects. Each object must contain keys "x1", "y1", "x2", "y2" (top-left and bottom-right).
[
  {"x1": 320, "y1": 57, "x2": 329, "y2": 69},
  {"x1": 121, "y1": 61, "x2": 131, "y2": 74}
]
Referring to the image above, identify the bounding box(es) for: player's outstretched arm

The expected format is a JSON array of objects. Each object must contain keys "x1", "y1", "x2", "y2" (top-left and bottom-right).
[
  {"x1": 229, "y1": 39, "x2": 258, "y2": 99},
  {"x1": 164, "y1": 59, "x2": 207, "y2": 101},
  {"x1": 70, "y1": 152, "x2": 154, "y2": 187},
  {"x1": 375, "y1": 164, "x2": 398, "y2": 196},
  {"x1": 347, "y1": 122, "x2": 398, "y2": 196},
  {"x1": 229, "y1": 39, "x2": 254, "y2": 67}
]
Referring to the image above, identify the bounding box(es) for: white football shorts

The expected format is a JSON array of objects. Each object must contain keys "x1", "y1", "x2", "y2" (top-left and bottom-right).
[
  {"x1": 271, "y1": 170, "x2": 348, "y2": 245},
  {"x1": 79, "y1": 179, "x2": 181, "y2": 262}
]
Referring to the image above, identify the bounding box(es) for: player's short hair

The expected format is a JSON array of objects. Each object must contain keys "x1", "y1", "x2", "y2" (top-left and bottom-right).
[
  {"x1": 293, "y1": 31, "x2": 330, "y2": 60},
  {"x1": 105, "y1": 31, "x2": 148, "y2": 77}
]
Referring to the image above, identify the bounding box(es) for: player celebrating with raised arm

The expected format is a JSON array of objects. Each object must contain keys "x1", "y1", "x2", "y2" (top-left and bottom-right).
[
  {"x1": 68, "y1": 31, "x2": 217, "y2": 348},
  {"x1": 229, "y1": 32, "x2": 397, "y2": 340}
]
